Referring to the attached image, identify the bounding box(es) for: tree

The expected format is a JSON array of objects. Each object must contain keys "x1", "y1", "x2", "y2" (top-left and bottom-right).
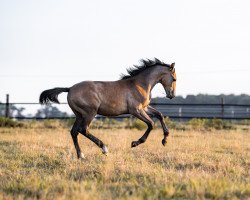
[
  {"x1": 0, "y1": 102, "x2": 25, "y2": 118},
  {"x1": 0, "y1": 103, "x2": 5, "y2": 116},
  {"x1": 35, "y1": 105, "x2": 69, "y2": 118},
  {"x1": 11, "y1": 106, "x2": 26, "y2": 118}
]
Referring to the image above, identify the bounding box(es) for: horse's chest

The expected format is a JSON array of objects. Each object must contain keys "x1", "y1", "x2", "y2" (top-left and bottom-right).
[{"x1": 135, "y1": 84, "x2": 151, "y2": 108}]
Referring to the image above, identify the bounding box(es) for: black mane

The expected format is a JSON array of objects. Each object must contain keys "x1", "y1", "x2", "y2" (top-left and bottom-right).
[{"x1": 120, "y1": 58, "x2": 170, "y2": 80}]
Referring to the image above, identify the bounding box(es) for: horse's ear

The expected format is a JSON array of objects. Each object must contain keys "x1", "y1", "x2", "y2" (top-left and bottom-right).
[{"x1": 169, "y1": 62, "x2": 175, "y2": 71}]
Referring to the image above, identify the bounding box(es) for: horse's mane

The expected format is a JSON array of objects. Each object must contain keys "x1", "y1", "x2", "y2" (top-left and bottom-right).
[{"x1": 120, "y1": 58, "x2": 170, "y2": 80}]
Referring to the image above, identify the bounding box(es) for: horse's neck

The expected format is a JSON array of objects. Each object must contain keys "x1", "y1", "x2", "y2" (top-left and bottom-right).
[{"x1": 133, "y1": 67, "x2": 163, "y2": 93}]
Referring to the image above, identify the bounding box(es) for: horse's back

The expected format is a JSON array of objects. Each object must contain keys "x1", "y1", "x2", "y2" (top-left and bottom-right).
[{"x1": 67, "y1": 80, "x2": 130, "y2": 116}]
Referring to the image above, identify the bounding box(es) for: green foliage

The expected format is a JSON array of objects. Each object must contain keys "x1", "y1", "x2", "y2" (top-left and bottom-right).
[
  {"x1": 0, "y1": 117, "x2": 238, "y2": 131},
  {"x1": 131, "y1": 119, "x2": 147, "y2": 130},
  {"x1": 188, "y1": 118, "x2": 206, "y2": 130},
  {"x1": 239, "y1": 119, "x2": 250, "y2": 125},
  {"x1": 90, "y1": 118, "x2": 125, "y2": 129},
  {"x1": 122, "y1": 118, "x2": 133, "y2": 128},
  {"x1": 188, "y1": 118, "x2": 235, "y2": 130},
  {"x1": 90, "y1": 119, "x2": 105, "y2": 129},
  {"x1": 64, "y1": 118, "x2": 75, "y2": 127},
  {"x1": 205, "y1": 119, "x2": 235, "y2": 130},
  {"x1": 42, "y1": 120, "x2": 62, "y2": 129},
  {"x1": 164, "y1": 117, "x2": 177, "y2": 129},
  {"x1": 0, "y1": 117, "x2": 24, "y2": 128}
]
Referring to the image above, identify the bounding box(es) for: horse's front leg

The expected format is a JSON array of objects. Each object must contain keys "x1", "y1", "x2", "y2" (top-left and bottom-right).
[
  {"x1": 131, "y1": 108, "x2": 154, "y2": 148},
  {"x1": 146, "y1": 106, "x2": 169, "y2": 146}
]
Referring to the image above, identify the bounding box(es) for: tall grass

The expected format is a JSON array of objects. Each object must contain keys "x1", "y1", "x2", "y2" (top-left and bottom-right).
[
  {"x1": 0, "y1": 117, "x2": 24, "y2": 128},
  {"x1": 0, "y1": 117, "x2": 239, "y2": 131},
  {"x1": 0, "y1": 124, "x2": 249, "y2": 199},
  {"x1": 188, "y1": 118, "x2": 235, "y2": 131}
]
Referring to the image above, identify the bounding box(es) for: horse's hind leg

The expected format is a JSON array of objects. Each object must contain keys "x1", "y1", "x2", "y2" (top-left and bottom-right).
[
  {"x1": 70, "y1": 118, "x2": 85, "y2": 159},
  {"x1": 78, "y1": 116, "x2": 108, "y2": 155},
  {"x1": 82, "y1": 129, "x2": 108, "y2": 155}
]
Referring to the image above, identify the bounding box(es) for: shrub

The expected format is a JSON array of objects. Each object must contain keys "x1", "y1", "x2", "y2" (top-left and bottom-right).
[
  {"x1": 122, "y1": 118, "x2": 133, "y2": 128},
  {"x1": 188, "y1": 118, "x2": 206, "y2": 130},
  {"x1": 42, "y1": 120, "x2": 63, "y2": 129},
  {"x1": 90, "y1": 119, "x2": 104, "y2": 129},
  {"x1": 164, "y1": 117, "x2": 178, "y2": 129},
  {"x1": 131, "y1": 119, "x2": 147, "y2": 130},
  {"x1": 188, "y1": 118, "x2": 235, "y2": 130},
  {"x1": 0, "y1": 117, "x2": 24, "y2": 128},
  {"x1": 204, "y1": 119, "x2": 235, "y2": 130},
  {"x1": 64, "y1": 118, "x2": 75, "y2": 127},
  {"x1": 239, "y1": 119, "x2": 250, "y2": 125}
]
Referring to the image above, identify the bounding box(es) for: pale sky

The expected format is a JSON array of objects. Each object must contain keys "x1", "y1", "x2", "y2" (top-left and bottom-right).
[{"x1": 1, "y1": 0, "x2": 250, "y2": 103}]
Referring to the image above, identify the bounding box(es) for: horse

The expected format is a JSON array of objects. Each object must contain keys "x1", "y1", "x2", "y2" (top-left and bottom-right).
[{"x1": 39, "y1": 58, "x2": 176, "y2": 159}]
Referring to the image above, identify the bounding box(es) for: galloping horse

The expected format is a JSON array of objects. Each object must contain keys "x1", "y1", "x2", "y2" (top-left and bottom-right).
[{"x1": 39, "y1": 58, "x2": 176, "y2": 159}]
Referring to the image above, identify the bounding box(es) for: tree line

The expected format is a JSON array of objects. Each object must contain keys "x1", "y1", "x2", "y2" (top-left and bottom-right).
[
  {"x1": 152, "y1": 94, "x2": 250, "y2": 105},
  {"x1": 0, "y1": 104, "x2": 69, "y2": 118},
  {"x1": 0, "y1": 94, "x2": 249, "y2": 118}
]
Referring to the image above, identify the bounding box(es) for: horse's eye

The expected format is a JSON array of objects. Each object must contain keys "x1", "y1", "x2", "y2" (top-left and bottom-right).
[{"x1": 173, "y1": 78, "x2": 176, "y2": 82}]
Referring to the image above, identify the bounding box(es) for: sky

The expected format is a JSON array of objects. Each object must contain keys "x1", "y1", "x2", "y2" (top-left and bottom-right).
[{"x1": 0, "y1": 0, "x2": 250, "y2": 104}]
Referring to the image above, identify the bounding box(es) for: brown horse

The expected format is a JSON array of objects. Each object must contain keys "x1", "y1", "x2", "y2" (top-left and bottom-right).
[{"x1": 39, "y1": 58, "x2": 176, "y2": 159}]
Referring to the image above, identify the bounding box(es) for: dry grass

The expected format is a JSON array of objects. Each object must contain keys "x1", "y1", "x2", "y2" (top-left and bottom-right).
[{"x1": 0, "y1": 126, "x2": 249, "y2": 199}]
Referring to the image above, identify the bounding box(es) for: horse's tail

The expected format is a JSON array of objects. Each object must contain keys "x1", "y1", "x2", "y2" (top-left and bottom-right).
[{"x1": 39, "y1": 87, "x2": 70, "y2": 104}]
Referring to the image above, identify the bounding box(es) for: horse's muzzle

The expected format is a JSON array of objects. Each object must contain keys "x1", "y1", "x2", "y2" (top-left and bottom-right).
[
  {"x1": 166, "y1": 91, "x2": 175, "y2": 99},
  {"x1": 167, "y1": 95, "x2": 175, "y2": 99}
]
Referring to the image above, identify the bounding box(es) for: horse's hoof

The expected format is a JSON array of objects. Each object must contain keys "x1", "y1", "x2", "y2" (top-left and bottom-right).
[
  {"x1": 80, "y1": 157, "x2": 85, "y2": 161},
  {"x1": 162, "y1": 139, "x2": 167, "y2": 146},
  {"x1": 131, "y1": 141, "x2": 138, "y2": 148},
  {"x1": 78, "y1": 153, "x2": 85, "y2": 160},
  {"x1": 102, "y1": 145, "x2": 108, "y2": 155}
]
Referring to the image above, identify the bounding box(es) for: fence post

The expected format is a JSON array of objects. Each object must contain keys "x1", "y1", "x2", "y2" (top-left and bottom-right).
[
  {"x1": 5, "y1": 94, "x2": 10, "y2": 118},
  {"x1": 178, "y1": 107, "x2": 182, "y2": 122},
  {"x1": 221, "y1": 97, "x2": 224, "y2": 118}
]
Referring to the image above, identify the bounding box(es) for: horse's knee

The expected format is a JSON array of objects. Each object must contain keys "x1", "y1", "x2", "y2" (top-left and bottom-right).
[
  {"x1": 70, "y1": 129, "x2": 78, "y2": 137},
  {"x1": 159, "y1": 113, "x2": 164, "y2": 121},
  {"x1": 71, "y1": 120, "x2": 80, "y2": 137},
  {"x1": 78, "y1": 127, "x2": 87, "y2": 135},
  {"x1": 147, "y1": 121, "x2": 154, "y2": 130}
]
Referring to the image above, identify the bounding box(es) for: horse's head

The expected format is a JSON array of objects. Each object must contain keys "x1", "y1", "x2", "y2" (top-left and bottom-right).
[{"x1": 159, "y1": 63, "x2": 176, "y2": 99}]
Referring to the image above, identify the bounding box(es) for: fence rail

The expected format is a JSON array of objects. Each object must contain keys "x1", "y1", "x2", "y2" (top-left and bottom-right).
[{"x1": 1, "y1": 97, "x2": 250, "y2": 120}]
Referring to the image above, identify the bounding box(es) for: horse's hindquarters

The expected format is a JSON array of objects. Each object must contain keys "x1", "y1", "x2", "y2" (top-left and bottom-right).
[{"x1": 67, "y1": 80, "x2": 129, "y2": 117}]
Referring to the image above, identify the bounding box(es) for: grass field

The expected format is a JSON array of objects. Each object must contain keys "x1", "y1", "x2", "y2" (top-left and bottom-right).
[{"x1": 0, "y1": 124, "x2": 249, "y2": 199}]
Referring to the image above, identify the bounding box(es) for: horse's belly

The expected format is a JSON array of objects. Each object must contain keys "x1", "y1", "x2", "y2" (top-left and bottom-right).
[{"x1": 97, "y1": 103, "x2": 128, "y2": 116}]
